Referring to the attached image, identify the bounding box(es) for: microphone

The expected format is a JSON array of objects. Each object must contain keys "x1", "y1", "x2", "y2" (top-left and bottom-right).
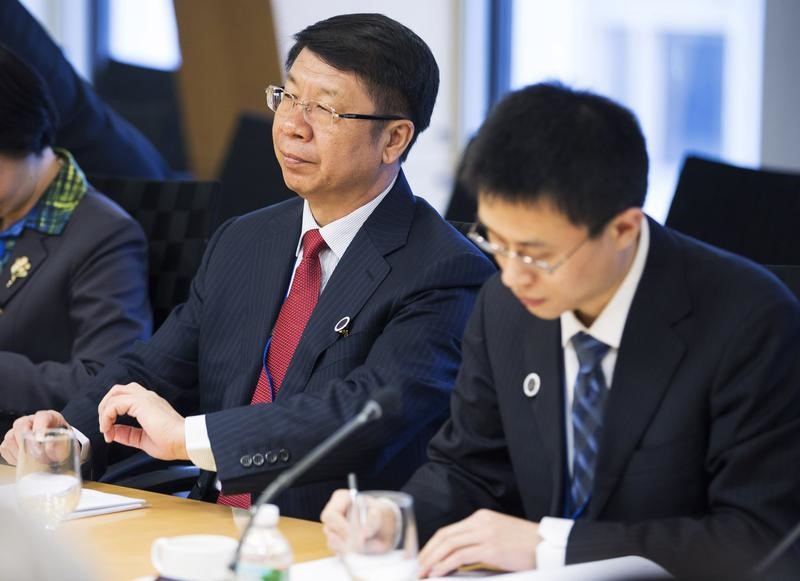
[
  {"x1": 229, "y1": 388, "x2": 399, "y2": 570},
  {"x1": 751, "y1": 519, "x2": 800, "y2": 577}
]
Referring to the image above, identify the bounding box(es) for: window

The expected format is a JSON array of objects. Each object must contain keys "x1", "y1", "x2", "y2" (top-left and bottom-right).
[
  {"x1": 507, "y1": 0, "x2": 765, "y2": 221},
  {"x1": 107, "y1": 0, "x2": 181, "y2": 70}
]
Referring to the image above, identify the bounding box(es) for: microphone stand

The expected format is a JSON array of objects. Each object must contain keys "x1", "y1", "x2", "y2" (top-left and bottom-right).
[
  {"x1": 228, "y1": 397, "x2": 384, "y2": 571},
  {"x1": 752, "y1": 519, "x2": 800, "y2": 577}
]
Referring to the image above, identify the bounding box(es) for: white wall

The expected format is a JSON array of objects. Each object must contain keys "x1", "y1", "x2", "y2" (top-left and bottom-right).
[{"x1": 271, "y1": 0, "x2": 461, "y2": 213}]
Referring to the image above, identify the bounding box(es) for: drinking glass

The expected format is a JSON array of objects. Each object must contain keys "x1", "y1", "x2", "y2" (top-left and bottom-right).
[
  {"x1": 16, "y1": 428, "x2": 82, "y2": 531},
  {"x1": 342, "y1": 491, "x2": 418, "y2": 581}
]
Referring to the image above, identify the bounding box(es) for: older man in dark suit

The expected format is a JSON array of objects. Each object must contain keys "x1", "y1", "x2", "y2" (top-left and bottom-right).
[{"x1": 1, "y1": 14, "x2": 495, "y2": 521}]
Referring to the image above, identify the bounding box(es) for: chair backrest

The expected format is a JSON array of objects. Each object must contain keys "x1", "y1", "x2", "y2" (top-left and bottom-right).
[
  {"x1": 765, "y1": 265, "x2": 800, "y2": 301},
  {"x1": 665, "y1": 155, "x2": 800, "y2": 265},
  {"x1": 93, "y1": 60, "x2": 189, "y2": 173},
  {"x1": 216, "y1": 112, "x2": 294, "y2": 230},
  {"x1": 88, "y1": 176, "x2": 221, "y2": 330}
]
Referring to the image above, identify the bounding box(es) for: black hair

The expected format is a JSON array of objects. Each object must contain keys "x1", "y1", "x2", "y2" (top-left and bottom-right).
[
  {"x1": 463, "y1": 82, "x2": 648, "y2": 236},
  {"x1": 287, "y1": 13, "x2": 439, "y2": 162},
  {"x1": 0, "y1": 43, "x2": 58, "y2": 156}
]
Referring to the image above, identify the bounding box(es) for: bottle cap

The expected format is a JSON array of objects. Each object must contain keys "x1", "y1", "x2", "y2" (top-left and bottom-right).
[{"x1": 253, "y1": 503, "x2": 280, "y2": 526}]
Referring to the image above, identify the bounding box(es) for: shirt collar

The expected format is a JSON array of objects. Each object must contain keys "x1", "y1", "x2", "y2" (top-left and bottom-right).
[
  {"x1": 561, "y1": 217, "x2": 650, "y2": 349},
  {"x1": 24, "y1": 148, "x2": 88, "y2": 236},
  {"x1": 297, "y1": 174, "x2": 398, "y2": 258}
]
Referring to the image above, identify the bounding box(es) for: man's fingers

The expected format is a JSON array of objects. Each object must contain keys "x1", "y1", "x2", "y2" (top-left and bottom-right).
[
  {"x1": 30, "y1": 410, "x2": 67, "y2": 433},
  {"x1": 98, "y1": 383, "x2": 145, "y2": 431},
  {"x1": 322, "y1": 523, "x2": 347, "y2": 553},
  {"x1": 0, "y1": 430, "x2": 19, "y2": 464},
  {"x1": 10, "y1": 416, "x2": 36, "y2": 462},
  {"x1": 109, "y1": 424, "x2": 146, "y2": 450},
  {"x1": 98, "y1": 394, "x2": 138, "y2": 437},
  {"x1": 419, "y1": 523, "x2": 481, "y2": 577},
  {"x1": 320, "y1": 489, "x2": 352, "y2": 553},
  {"x1": 425, "y1": 544, "x2": 483, "y2": 579}
]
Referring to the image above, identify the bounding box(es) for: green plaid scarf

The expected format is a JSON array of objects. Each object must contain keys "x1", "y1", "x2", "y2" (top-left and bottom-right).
[{"x1": 0, "y1": 149, "x2": 87, "y2": 272}]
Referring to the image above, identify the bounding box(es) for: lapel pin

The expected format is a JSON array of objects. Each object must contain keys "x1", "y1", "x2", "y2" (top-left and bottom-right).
[
  {"x1": 334, "y1": 316, "x2": 351, "y2": 336},
  {"x1": 523, "y1": 372, "x2": 541, "y2": 398},
  {"x1": 6, "y1": 256, "x2": 32, "y2": 288}
]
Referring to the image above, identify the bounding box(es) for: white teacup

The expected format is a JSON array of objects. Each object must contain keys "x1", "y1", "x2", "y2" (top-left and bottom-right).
[{"x1": 151, "y1": 534, "x2": 238, "y2": 581}]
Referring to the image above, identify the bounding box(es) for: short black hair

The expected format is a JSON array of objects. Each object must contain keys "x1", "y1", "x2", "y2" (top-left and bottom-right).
[
  {"x1": 0, "y1": 43, "x2": 58, "y2": 156},
  {"x1": 463, "y1": 83, "x2": 648, "y2": 236},
  {"x1": 287, "y1": 13, "x2": 439, "y2": 162}
]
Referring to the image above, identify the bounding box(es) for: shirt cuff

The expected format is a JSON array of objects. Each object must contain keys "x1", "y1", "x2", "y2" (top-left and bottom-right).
[
  {"x1": 536, "y1": 517, "x2": 574, "y2": 570},
  {"x1": 72, "y1": 427, "x2": 91, "y2": 465},
  {"x1": 185, "y1": 415, "x2": 217, "y2": 471}
]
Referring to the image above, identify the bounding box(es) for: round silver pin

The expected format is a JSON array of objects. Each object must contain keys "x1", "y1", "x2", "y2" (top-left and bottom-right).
[
  {"x1": 334, "y1": 316, "x2": 351, "y2": 334},
  {"x1": 523, "y1": 373, "x2": 541, "y2": 398}
]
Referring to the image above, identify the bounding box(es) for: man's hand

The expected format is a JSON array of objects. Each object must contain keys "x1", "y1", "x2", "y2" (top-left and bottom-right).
[
  {"x1": 321, "y1": 489, "x2": 353, "y2": 553},
  {"x1": 418, "y1": 509, "x2": 542, "y2": 578},
  {"x1": 321, "y1": 489, "x2": 399, "y2": 554},
  {"x1": 0, "y1": 410, "x2": 71, "y2": 465},
  {"x1": 98, "y1": 382, "x2": 188, "y2": 461}
]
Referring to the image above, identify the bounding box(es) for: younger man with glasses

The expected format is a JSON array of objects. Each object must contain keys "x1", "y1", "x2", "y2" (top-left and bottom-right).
[
  {"x1": 322, "y1": 83, "x2": 800, "y2": 578},
  {"x1": 1, "y1": 14, "x2": 494, "y2": 520}
]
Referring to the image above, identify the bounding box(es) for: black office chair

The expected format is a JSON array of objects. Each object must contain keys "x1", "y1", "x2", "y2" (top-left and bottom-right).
[
  {"x1": 665, "y1": 155, "x2": 800, "y2": 265},
  {"x1": 88, "y1": 176, "x2": 220, "y2": 330},
  {"x1": 93, "y1": 60, "x2": 190, "y2": 174},
  {"x1": 86, "y1": 176, "x2": 221, "y2": 493},
  {"x1": 216, "y1": 112, "x2": 294, "y2": 229},
  {"x1": 444, "y1": 138, "x2": 478, "y2": 223}
]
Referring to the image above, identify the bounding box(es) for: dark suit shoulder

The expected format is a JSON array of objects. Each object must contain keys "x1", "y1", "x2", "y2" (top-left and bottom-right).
[
  {"x1": 60, "y1": 190, "x2": 145, "y2": 250},
  {"x1": 660, "y1": 223, "x2": 798, "y2": 311},
  {"x1": 206, "y1": 197, "x2": 303, "y2": 246},
  {"x1": 403, "y1": 196, "x2": 494, "y2": 266}
]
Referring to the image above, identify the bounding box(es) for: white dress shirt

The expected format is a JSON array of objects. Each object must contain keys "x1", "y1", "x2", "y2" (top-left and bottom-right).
[
  {"x1": 184, "y1": 177, "x2": 396, "y2": 473},
  {"x1": 537, "y1": 218, "x2": 650, "y2": 569}
]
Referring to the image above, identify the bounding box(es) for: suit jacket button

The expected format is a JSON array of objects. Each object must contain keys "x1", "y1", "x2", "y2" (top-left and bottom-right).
[
  {"x1": 252, "y1": 453, "x2": 265, "y2": 466},
  {"x1": 239, "y1": 454, "x2": 253, "y2": 468},
  {"x1": 278, "y1": 449, "x2": 290, "y2": 463},
  {"x1": 266, "y1": 451, "x2": 278, "y2": 464}
]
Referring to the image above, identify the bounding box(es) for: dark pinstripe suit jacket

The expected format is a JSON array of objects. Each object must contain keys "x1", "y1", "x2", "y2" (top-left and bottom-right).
[
  {"x1": 0, "y1": 191, "x2": 151, "y2": 436},
  {"x1": 62, "y1": 173, "x2": 496, "y2": 520},
  {"x1": 404, "y1": 219, "x2": 800, "y2": 577}
]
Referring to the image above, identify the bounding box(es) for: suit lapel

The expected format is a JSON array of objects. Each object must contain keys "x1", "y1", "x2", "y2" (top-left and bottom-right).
[
  {"x1": 520, "y1": 314, "x2": 567, "y2": 516},
  {"x1": 277, "y1": 173, "x2": 415, "y2": 398},
  {"x1": 589, "y1": 220, "x2": 692, "y2": 516},
  {"x1": 0, "y1": 232, "x2": 49, "y2": 307}
]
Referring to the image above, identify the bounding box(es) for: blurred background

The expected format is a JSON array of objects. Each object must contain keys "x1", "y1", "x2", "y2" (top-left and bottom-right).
[{"x1": 18, "y1": 0, "x2": 800, "y2": 223}]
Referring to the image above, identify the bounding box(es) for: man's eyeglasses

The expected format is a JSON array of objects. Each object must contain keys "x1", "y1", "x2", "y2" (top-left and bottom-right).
[
  {"x1": 467, "y1": 222, "x2": 590, "y2": 274},
  {"x1": 266, "y1": 85, "x2": 407, "y2": 130}
]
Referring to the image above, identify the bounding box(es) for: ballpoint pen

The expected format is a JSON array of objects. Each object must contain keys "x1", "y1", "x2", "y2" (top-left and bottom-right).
[
  {"x1": 348, "y1": 471, "x2": 368, "y2": 530},
  {"x1": 348, "y1": 472, "x2": 359, "y2": 513}
]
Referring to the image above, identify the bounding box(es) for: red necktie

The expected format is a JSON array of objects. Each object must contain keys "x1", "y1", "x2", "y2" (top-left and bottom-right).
[{"x1": 218, "y1": 229, "x2": 327, "y2": 508}]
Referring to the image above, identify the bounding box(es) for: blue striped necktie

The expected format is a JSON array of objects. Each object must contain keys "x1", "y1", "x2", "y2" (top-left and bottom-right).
[{"x1": 567, "y1": 332, "x2": 610, "y2": 519}]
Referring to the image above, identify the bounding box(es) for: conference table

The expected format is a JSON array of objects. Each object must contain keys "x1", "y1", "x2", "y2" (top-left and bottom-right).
[{"x1": 0, "y1": 465, "x2": 331, "y2": 580}]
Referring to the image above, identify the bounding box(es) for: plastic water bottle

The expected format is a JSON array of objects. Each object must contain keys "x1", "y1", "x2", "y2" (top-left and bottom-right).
[{"x1": 235, "y1": 504, "x2": 293, "y2": 581}]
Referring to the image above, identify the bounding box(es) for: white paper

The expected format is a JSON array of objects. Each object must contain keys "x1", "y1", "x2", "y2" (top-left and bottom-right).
[
  {"x1": 0, "y1": 482, "x2": 146, "y2": 520},
  {"x1": 67, "y1": 487, "x2": 146, "y2": 519},
  {"x1": 289, "y1": 555, "x2": 670, "y2": 581}
]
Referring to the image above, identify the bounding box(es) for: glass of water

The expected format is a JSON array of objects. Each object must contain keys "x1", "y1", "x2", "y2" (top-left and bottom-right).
[
  {"x1": 16, "y1": 428, "x2": 82, "y2": 531},
  {"x1": 342, "y1": 491, "x2": 418, "y2": 581}
]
